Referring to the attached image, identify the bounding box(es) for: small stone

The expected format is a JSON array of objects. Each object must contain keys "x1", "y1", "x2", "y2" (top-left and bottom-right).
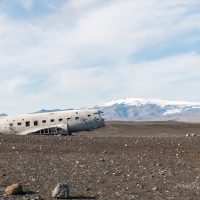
[
  {"x1": 52, "y1": 183, "x2": 69, "y2": 199},
  {"x1": 191, "y1": 133, "x2": 196, "y2": 137},
  {"x1": 152, "y1": 187, "x2": 158, "y2": 192},
  {"x1": 4, "y1": 183, "x2": 22, "y2": 195},
  {"x1": 116, "y1": 191, "x2": 120, "y2": 196},
  {"x1": 0, "y1": 179, "x2": 6, "y2": 185},
  {"x1": 22, "y1": 194, "x2": 42, "y2": 200}
]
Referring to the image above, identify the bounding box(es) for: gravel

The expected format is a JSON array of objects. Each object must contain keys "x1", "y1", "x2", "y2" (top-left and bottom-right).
[{"x1": 0, "y1": 121, "x2": 200, "y2": 199}]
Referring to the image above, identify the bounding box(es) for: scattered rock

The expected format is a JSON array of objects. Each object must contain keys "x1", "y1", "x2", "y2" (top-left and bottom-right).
[
  {"x1": 152, "y1": 187, "x2": 158, "y2": 192},
  {"x1": 186, "y1": 133, "x2": 196, "y2": 137},
  {"x1": 0, "y1": 179, "x2": 6, "y2": 185},
  {"x1": 52, "y1": 183, "x2": 69, "y2": 199},
  {"x1": 22, "y1": 194, "x2": 42, "y2": 200},
  {"x1": 4, "y1": 183, "x2": 23, "y2": 195}
]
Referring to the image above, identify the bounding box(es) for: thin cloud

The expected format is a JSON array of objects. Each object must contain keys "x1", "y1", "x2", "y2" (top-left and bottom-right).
[
  {"x1": 0, "y1": 75, "x2": 28, "y2": 92},
  {"x1": 18, "y1": 0, "x2": 34, "y2": 10}
]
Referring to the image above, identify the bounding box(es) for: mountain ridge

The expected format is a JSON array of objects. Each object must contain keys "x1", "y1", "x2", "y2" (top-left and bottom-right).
[{"x1": 2, "y1": 98, "x2": 200, "y2": 122}]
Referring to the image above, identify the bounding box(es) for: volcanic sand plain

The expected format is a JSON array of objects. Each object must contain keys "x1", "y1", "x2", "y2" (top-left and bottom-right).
[{"x1": 1, "y1": 121, "x2": 200, "y2": 199}]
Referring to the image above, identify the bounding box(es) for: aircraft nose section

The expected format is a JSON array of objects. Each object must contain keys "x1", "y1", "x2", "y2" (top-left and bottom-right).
[
  {"x1": 95, "y1": 110, "x2": 105, "y2": 128},
  {"x1": 97, "y1": 117, "x2": 105, "y2": 128}
]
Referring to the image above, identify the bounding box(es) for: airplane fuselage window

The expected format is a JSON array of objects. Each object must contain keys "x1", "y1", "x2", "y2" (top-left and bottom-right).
[
  {"x1": 9, "y1": 123, "x2": 13, "y2": 126},
  {"x1": 75, "y1": 117, "x2": 79, "y2": 120},
  {"x1": 51, "y1": 119, "x2": 55, "y2": 122},
  {"x1": 34, "y1": 121, "x2": 38, "y2": 126},
  {"x1": 59, "y1": 118, "x2": 63, "y2": 122},
  {"x1": 42, "y1": 120, "x2": 46, "y2": 123},
  {"x1": 67, "y1": 118, "x2": 71, "y2": 120},
  {"x1": 26, "y1": 121, "x2": 30, "y2": 127},
  {"x1": 17, "y1": 122, "x2": 22, "y2": 126}
]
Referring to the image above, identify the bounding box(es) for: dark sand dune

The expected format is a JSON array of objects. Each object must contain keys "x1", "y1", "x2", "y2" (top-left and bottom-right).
[{"x1": 0, "y1": 121, "x2": 200, "y2": 199}]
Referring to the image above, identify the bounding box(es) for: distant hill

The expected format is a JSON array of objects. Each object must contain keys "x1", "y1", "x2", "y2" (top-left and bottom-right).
[
  {"x1": 32, "y1": 108, "x2": 74, "y2": 114},
  {"x1": 0, "y1": 113, "x2": 7, "y2": 117},
  {"x1": 32, "y1": 109, "x2": 62, "y2": 114}
]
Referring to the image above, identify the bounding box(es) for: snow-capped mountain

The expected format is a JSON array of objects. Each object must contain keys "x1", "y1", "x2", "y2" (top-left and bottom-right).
[
  {"x1": 96, "y1": 98, "x2": 200, "y2": 122},
  {"x1": 2, "y1": 98, "x2": 200, "y2": 122}
]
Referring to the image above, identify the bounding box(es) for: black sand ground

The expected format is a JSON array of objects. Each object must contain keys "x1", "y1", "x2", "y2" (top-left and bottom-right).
[{"x1": 1, "y1": 121, "x2": 200, "y2": 200}]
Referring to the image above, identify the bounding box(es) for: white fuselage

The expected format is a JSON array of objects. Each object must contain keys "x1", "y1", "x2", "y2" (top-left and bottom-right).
[{"x1": 0, "y1": 109, "x2": 105, "y2": 135}]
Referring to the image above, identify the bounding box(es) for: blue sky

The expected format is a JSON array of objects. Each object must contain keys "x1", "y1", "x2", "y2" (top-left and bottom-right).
[{"x1": 0, "y1": 0, "x2": 200, "y2": 114}]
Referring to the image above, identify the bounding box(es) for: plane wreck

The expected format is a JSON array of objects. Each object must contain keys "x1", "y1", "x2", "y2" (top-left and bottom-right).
[{"x1": 0, "y1": 109, "x2": 105, "y2": 135}]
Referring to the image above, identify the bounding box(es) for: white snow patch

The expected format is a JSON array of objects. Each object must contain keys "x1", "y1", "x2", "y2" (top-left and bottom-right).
[
  {"x1": 163, "y1": 109, "x2": 182, "y2": 115},
  {"x1": 103, "y1": 98, "x2": 200, "y2": 108}
]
